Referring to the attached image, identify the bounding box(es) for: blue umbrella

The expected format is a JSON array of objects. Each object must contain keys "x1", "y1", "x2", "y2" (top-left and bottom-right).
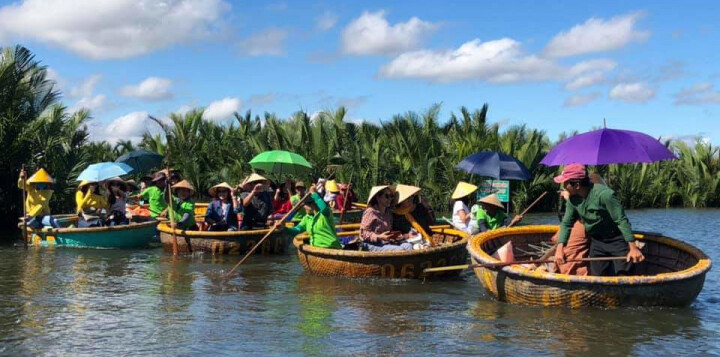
[
  {"x1": 77, "y1": 162, "x2": 134, "y2": 182},
  {"x1": 456, "y1": 151, "x2": 532, "y2": 181},
  {"x1": 116, "y1": 149, "x2": 164, "y2": 174}
]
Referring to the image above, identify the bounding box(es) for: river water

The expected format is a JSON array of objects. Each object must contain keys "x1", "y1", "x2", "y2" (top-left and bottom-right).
[{"x1": 0, "y1": 209, "x2": 718, "y2": 356}]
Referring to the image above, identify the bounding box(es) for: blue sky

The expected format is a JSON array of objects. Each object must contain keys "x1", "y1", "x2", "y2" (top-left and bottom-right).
[{"x1": 0, "y1": 0, "x2": 718, "y2": 144}]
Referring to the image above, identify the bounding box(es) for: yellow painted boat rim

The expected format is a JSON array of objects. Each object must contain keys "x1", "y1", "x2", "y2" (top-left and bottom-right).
[
  {"x1": 468, "y1": 225, "x2": 712, "y2": 286},
  {"x1": 295, "y1": 227, "x2": 468, "y2": 258},
  {"x1": 157, "y1": 221, "x2": 284, "y2": 237}
]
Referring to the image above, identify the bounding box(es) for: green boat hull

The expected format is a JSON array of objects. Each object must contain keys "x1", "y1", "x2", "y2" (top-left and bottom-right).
[{"x1": 24, "y1": 218, "x2": 158, "y2": 249}]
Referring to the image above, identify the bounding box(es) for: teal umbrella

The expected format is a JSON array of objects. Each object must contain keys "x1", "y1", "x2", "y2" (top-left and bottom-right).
[{"x1": 249, "y1": 150, "x2": 312, "y2": 176}]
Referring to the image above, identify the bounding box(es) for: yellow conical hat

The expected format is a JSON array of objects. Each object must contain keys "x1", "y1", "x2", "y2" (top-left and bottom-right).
[
  {"x1": 325, "y1": 180, "x2": 339, "y2": 193},
  {"x1": 242, "y1": 173, "x2": 268, "y2": 186},
  {"x1": 27, "y1": 168, "x2": 54, "y2": 184},
  {"x1": 367, "y1": 185, "x2": 391, "y2": 205},
  {"x1": 395, "y1": 184, "x2": 421, "y2": 204},
  {"x1": 172, "y1": 179, "x2": 195, "y2": 194},
  {"x1": 209, "y1": 182, "x2": 233, "y2": 196},
  {"x1": 451, "y1": 181, "x2": 478, "y2": 200},
  {"x1": 479, "y1": 194, "x2": 504, "y2": 210}
]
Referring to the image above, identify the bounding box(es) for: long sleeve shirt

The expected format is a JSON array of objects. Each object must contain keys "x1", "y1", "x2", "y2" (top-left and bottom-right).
[
  {"x1": 359, "y1": 206, "x2": 393, "y2": 244},
  {"x1": 140, "y1": 186, "x2": 168, "y2": 218},
  {"x1": 18, "y1": 179, "x2": 52, "y2": 217},
  {"x1": 288, "y1": 193, "x2": 341, "y2": 249},
  {"x1": 75, "y1": 190, "x2": 109, "y2": 214},
  {"x1": 172, "y1": 198, "x2": 196, "y2": 230},
  {"x1": 557, "y1": 184, "x2": 634, "y2": 244}
]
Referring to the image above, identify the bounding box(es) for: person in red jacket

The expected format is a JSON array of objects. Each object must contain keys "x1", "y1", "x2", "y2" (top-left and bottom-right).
[
  {"x1": 273, "y1": 182, "x2": 292, "y2": 215},
  {"x1": 335, "y1": 183, "x2": 357, "y2": 212}
]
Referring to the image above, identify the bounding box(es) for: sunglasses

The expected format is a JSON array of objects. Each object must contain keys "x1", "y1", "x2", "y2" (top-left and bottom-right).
[{"x1": 382, "y1": 193, "x2": 394, "y2": 199}]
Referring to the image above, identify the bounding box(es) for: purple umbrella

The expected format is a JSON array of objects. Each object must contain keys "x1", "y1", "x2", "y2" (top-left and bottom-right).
[{"x1": 541, "y1": 128, "x2": 676, "y2": 166}]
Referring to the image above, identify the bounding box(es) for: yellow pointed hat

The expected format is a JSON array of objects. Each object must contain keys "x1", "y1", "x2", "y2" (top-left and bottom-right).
[
  {"x1": 451, "y1": 181, "x2": 478, "y2": 200},
  {"x1": 367, "y1": 185, "x2": 391, "y2": 205},
  {"x1": 479, "y1": 194, "x2": 504, "y2": 210},
  {"x1": 325, "y1": 180, "x2": 339, "y2": 193},
  {"x1": 172, "y1": 179, "x2": 195, "y2": 194},
  {"x1": 27, "y1": 168, "x2": 54, "y2": 184},
  {"x1": 395, "y1": 184, "x2": 421, "y2": 204}
]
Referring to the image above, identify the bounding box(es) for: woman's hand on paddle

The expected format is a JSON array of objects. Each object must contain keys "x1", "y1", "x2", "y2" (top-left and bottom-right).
[
  {"x1": 19, "y1": 169, "x2": 26, "y2": 179},
  {"x1": 554, "y1": 244, "x2": 566, "y2": 265},
  {"x1": 627, "y1": 243, "x2": 645, "y2": 263},
  {"x1": 510, "y1": 215, "x2": 523, "y2": 226}
]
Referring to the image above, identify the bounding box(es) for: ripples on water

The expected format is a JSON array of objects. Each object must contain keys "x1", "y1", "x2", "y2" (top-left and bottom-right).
[{"x1": 0, "y1": 209, "x2": 718, "y2": 356}]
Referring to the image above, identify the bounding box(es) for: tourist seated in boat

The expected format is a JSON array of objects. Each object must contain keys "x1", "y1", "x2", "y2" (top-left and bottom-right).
[
  {"x1": 554, "y1": 164, "x2": 644, "y2": 276},
  {"x1": 335, "y1": 183, "x2": 357, "y2": 212},
  {"x1": 205, "y1": 182, "x2": 239, "y2": 231},
  {"x1": 549, "y1": 172, "x2": 607, "y2": 276},
  {"x1": 291, "y1": 180, "x2": 307, "y2": 221},
  {"x1": 323, "y1": 180, "x2": 340, "y2": 208},
  {"x1": 18, "y1": 168, "x2": 61, "y2": 229},
  {"x1": 451, "y1": 182, "x2": 479, "y2": 234},
  {"x1": 392, "y1": 184, "x2": 435, "y2": 245},
  {"x1": 105, "y1": 177, "x2": 130, "y2": 226},
  {"x1": 76, "y1": 180, "x2": 109, "y2": 228},
  {"x1": 287, "y1": 182, "x2": 342, "y2": 249},
  {"x1": 170, "y1": 180, "x2": 197, "y2": 231},
  {"x1": 360, "y1": 185, "x2": 413, "y2": 251},
  {"x1": 133, "y1": 172, "x2": 168, "y2": 218},
  {"x1": 237, "y1": 173, "x2": 272, "y2": 229},
  {"x1": 272, "y1": 182, "x2": 293, "y2": 216},
  {"x1": 473, "y1": 194, "x2": 523, "y2": 232}
]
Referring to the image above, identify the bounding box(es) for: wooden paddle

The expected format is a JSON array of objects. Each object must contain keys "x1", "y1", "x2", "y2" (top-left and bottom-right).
[
  {"x1": 337, "y1": 172, "x2": 353, "y2": 225},
  {"x1": 20, "y1": 165, "x2": 28, "y2": 249},
  {"x1": 423, "y1": 256, "x2": 627, "y2": 273},
  {"x1": 165, "y1": 171, "x2": 179, "y2": 256},
  {"x1": 507, "y1": 191, "x2": 548, "y2": 228}
]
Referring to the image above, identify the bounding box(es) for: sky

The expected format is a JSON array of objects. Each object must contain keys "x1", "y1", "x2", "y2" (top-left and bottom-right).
[{"x1": 0, "y1": 0, "x2": 718, "y2": 144}]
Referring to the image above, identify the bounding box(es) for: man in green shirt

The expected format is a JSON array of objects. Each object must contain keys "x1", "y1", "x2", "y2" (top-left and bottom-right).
[
  {"x1": 287, "y1": 183, "x2": 342, "y2": 249},
  {"x1": 554, "y1": 164, "x2": 644, "y2": 276},
  {"x1": 135, "y1": 173, "x2": 168, "y2": 218}
]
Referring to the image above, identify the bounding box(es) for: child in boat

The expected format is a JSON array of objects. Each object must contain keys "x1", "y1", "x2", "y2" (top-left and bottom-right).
[
  {"x1": 238, "y1": 173, "x2": 272, "y2": 229},
  {"x1": 554, "y1": 164, "x2": 644, "y2": 276},
  {"x1": 105, "y1": 177, "x2": 129, "y2": 226},
  {"x1": 392, "y1": 184, "x2": 435, "y2": 245},
  {"x1": 474, "y1": 194, "x2": 523, "y2": 232},
  {"x1": 205, "y1": 182, "x2": 239, "y2": 231},
  {"x1": 170, "y1": 180, "x2": 196, "y2": 230},
  {"x1": 451, "y1": 182, "x2": 479, "y2": 234},
  {"x1": 134, "y1": 172, "x2": 168, "y2": 218},
  {"x1": 287, "y1": 182, "x2": 342, "y2": 249},
  {"x1": 76, "y1": 180, "x2": 109, "y2": 228},
  {"x1": 18, "y1": 168, "x2": 61, "y2": 229},
  {"x1": 360, "y1": 185, "x2": 412, "y2": 251}
]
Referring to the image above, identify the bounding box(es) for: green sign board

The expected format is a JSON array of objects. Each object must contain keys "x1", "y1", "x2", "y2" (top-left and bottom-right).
[{"x1": 477, "y1": 179, "x2": 510, "y2": 203}]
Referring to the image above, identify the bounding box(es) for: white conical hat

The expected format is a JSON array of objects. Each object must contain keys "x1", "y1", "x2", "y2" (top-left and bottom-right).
[
  {"x1": 395, "y1": 184, "x2": 421, "y2": 204},
  {"x1": 367, "y1": 185, "x2": 391, "y2": 205}
]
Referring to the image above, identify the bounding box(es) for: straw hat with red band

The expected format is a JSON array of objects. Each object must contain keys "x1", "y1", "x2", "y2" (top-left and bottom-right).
[{"x1": 553, "y1": 163, "x2": 588, "y2": 184}]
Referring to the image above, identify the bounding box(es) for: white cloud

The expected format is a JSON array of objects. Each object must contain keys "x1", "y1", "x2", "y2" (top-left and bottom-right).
[
  {"x1": 45, "y1": 68, "x2": 65, "y2": 89},
  {"x1": 99, "y1": 111, "x2": 154, "y2": 143},
  {"x1": 563, "y1": 92, "x2": 601, "y2": 107},
  {"x1": 674, "y1": 83, "x2": 720, "y2": 105},
  {"x1": 69, "y1": 74, "x2": 101, "y2": 98},
  {"x1": 0, "y1": 0, "x2": 229, "y2": 59},
  {"x1": 316, "y1": 11, "x2": 338, "y2": 31},
  {"x1": 119, "y1": 77, "x2": 173, "y2": 101},
  {"x1": 71, "y1": 94, "x2": 107, "y2": 111},
  {"x1": 239, "y1": 28, "x2": 288, "y2": 56},
  {"x1": 204, "y1": 97, "x2": 242, "y2": 122},
  {"x1": 67, "y1": 74, "x2": 107, "y2": 111},
  {"x1": 544, "y1": 12, "x2": 650, "y2": 58},
  {"x1": 564, "y1": 72, "x2": 606, "y2": 90},
  {"x1": 342, "y1": 10, "x2": 437, "y2": 56},
  {"x1": 609, "y1": 82, "x2": 656, "y2": 103}
]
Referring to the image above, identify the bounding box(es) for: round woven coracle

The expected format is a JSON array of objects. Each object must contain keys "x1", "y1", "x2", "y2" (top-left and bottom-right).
[
  {"x1": 294, "y1": 227, "x2": 469, "y2": 279},
  {"x1": 158, "y1": 221, "x2": 292, "y2": 255},
  {"x1": 468, "y1": 225, "x2": 712, "y2": 308}
]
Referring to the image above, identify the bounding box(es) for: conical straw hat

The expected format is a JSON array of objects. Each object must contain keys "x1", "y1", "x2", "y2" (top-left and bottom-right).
[
  {"x1": 243, "y1": 173, "x2": 268, "y2": 186},
  {"x1": 172, "y1": 179, "x2": 195, "y2": 194},
  {"x1": 27, "y1": 168, "x2": 54, "y2": 184},
  {"x1": 367, "y1": 185, "x2": 390, "y2": 205},
  {"x1": 325, "y1": 180, "x2": 339, "y2": 193},
  {"x1": 451, "y1": 181, "x2": 478, "y2": 200},
  {"x1": 395, "y1": 184, "x2": 421, "y2": 204},
  {"x1": 209, "y1": 182, "x2": 233, "y2": 196},
  {"x1": 479, "y1": 194, "x2": 504, "y2": 210}
]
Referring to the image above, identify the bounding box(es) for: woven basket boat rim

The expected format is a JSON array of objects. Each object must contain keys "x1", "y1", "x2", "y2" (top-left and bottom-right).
[
  {"x1": 468, "y1": 224, "x2": 712, "y2": 286},
  {"x1": 294, "y1": 227, "x2": 469, "y2": 257}
]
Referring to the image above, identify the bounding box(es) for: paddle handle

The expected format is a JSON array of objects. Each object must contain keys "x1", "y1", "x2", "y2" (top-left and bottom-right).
[
  {"x1": 508, "y1": 191, "x2": 548, "y2": 227},
  {"x1": 423, "y1": 256, "x2": 627, "y2": 273},
  {"x1": 21, "y1": 164, "x2": 28, "y2": 249}
]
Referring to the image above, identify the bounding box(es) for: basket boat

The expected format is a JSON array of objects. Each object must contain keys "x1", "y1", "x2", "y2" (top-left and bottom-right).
[
  {"x1": 294, "y1": 227, "x2": 469, "y2": 279},
  {"x1": 157, "y1": 221, "x2": 292, "y2": 255},
  {"x1": 468, "y1": 225, "x2": 712, "y2": 308},
  {"x1": 19, "y1": 215, "x2": 158, "y2": 248}
]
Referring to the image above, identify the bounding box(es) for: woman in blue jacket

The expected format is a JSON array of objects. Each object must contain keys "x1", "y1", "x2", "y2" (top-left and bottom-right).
[{"x1": 205, "y1": 182, "x2": 240, "y2": 231}]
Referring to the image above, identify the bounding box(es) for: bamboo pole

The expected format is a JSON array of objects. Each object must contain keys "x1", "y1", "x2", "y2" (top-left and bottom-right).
[
  {"x1": 165, "y1": 168, "x2": 179, "y2": 256},
  {"x1": 21, "y1": 165, "x2": 28, "y2": 249},
  {"x1": 423, "y1": 256, "x2": 627, "y2": 273},
  {"x1": 507, "y1": 191, "x2": 548, "y2": 228}
]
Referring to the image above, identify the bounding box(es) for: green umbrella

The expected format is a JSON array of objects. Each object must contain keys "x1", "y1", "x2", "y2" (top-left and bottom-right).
[{"x1": 249, "y1": 150, "x2": 312, "y2": 176}]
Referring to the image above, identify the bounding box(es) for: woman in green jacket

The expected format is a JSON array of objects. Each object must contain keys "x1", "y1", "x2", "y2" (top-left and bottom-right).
[{"x1": 287, "y1": 183, "x2": 342, "y2": 249}]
